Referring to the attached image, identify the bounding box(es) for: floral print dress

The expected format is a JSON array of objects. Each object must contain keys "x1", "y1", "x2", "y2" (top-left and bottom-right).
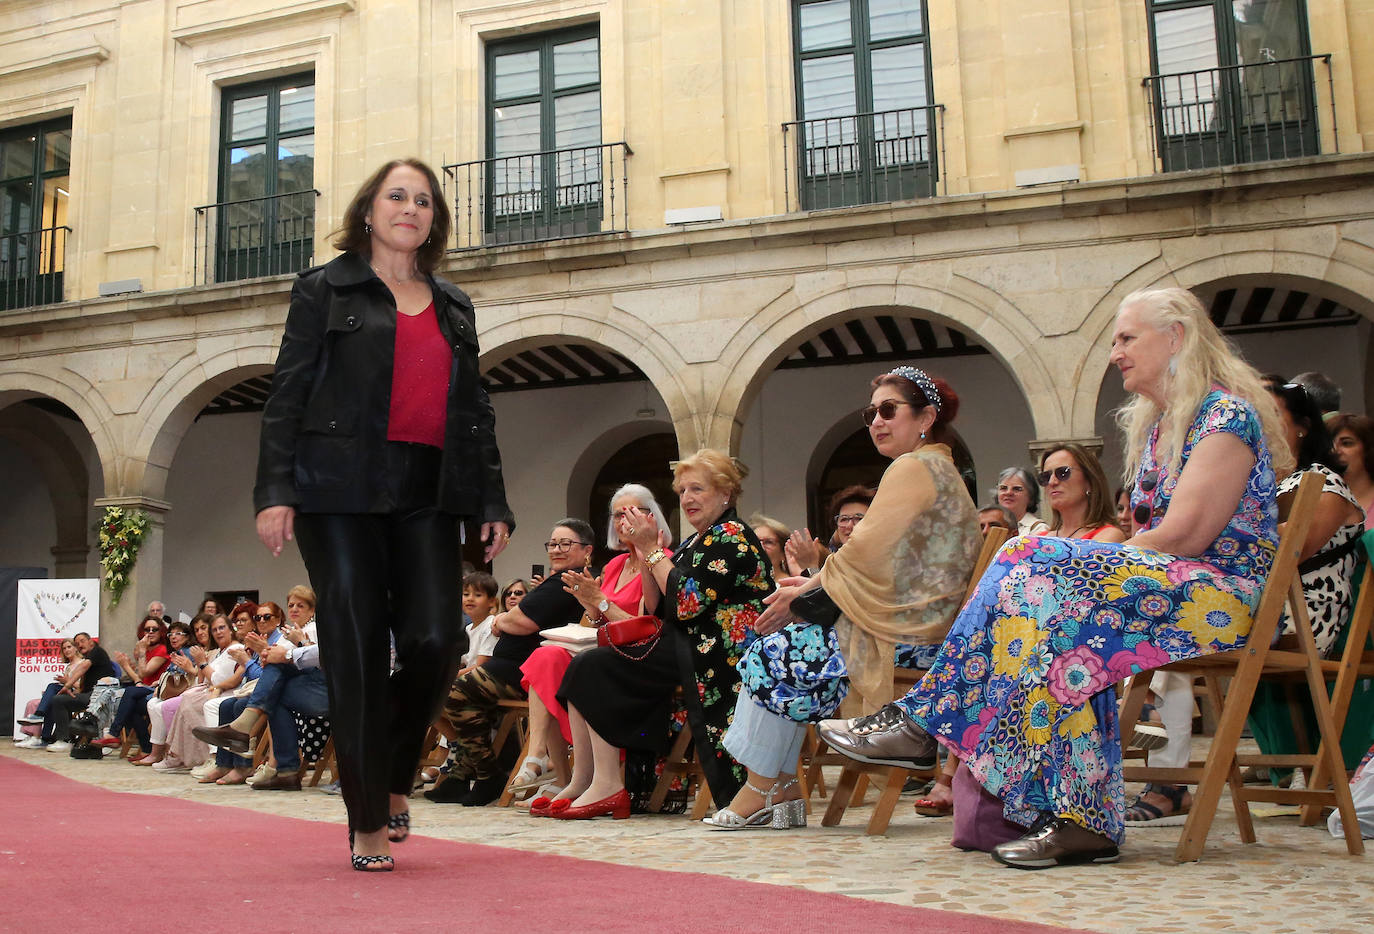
[{"x1": 895, "y1": 390, "x2": 1277, "y2": 843}]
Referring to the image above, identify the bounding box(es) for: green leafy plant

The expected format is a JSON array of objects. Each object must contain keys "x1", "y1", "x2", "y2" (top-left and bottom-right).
[{"x1": 97, "y1": 506, "x2": 150, "y2": 607}]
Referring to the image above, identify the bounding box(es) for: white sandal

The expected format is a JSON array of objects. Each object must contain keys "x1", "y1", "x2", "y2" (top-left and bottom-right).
[
  {"x1": 507, "y1": 756, "x2": 553, "y2": 796},
  {"x1": 702, "y1": 779, "x2": 805, "y2": 831}
]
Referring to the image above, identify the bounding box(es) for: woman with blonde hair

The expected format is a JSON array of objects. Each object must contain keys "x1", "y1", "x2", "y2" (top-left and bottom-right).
[
  {"x1": 822, "y1": 287, "x2": 1288, "y2": 867},
  {"x1": 548, "y1": 450, "x2": 772, "y2": 819}
]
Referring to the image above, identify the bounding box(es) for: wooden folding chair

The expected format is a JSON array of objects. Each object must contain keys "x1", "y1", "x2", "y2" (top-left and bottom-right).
[
  {"x1": 1119, "y1": 472, "x2": 1364, "y2": 861},
  {"x1": 307, "y1": 735, "x2": 335, "y2": 787},
  {"x1": 816, "y1": 525, "x2": 1011, "y2": 834},
  {"x1": 647, "y1": 720, "x2": 715, "y2": 819},
  {"x1": 493, "y1": 698, "x2": 531, "y2": 807}
]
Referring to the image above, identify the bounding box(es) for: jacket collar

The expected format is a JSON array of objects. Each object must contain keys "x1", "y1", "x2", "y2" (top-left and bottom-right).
[{"x1": 321, "y1": 251, "x2": 470, "y2": 310}]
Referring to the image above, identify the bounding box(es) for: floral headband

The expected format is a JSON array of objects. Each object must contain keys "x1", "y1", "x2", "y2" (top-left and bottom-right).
[{"x1": 887, "y1": 366, "x2": 941, "y2": 416}]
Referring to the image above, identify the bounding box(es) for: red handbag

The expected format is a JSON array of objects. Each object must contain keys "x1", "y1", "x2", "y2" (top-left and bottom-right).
[{"x1": 596, "y1": 614, "x2": 663, "y2": 659}]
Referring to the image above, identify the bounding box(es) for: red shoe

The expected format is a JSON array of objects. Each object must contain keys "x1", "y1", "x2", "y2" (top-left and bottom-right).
[
  {"x1": 529, "y1": 796, "x2": 553, "y2": 817},
  {"x1": 92, "y1": 736, "x2": 121, "y2": 748},
  {"x1": 551, "y1": 788, "x2": 631, "y2": 820}
]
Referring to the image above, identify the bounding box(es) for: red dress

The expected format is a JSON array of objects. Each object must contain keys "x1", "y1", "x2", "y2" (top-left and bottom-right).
[{"x1": 519, "y1": 551, "x2": 659, "y2": 743}]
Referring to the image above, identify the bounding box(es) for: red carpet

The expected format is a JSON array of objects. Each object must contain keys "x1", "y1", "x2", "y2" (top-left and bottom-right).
[{"x1": 2, "y1": 756, "x2": 1096, "y2": 934}]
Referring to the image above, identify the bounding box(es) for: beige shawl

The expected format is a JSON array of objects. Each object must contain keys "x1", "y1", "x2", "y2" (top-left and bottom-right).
[{"x1": 819, "y1": 444, "x2": 981, "y2": 713}]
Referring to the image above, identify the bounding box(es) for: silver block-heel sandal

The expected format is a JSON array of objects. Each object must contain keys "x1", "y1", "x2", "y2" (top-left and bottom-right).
[{"x1": 703, "y1": 778, "x2": 803, "y2": 831}]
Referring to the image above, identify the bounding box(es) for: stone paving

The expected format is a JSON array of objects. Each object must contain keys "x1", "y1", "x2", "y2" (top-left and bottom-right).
[{"x1": 7, "y1": 743, "x2": 1370, "y2": 932}]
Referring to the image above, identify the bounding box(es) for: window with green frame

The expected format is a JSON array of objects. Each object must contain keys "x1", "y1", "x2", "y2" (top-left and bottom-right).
[
  {"x1": 790, "y1": 0, "x2": 935, "y2": 209},
  {"x1": 0, "y1": 117, "x2": 71, "y2": 309},
  {"x1": 485, "y1": 26, "x2": 602, "y2": 243},
  {"x1": 216, "y1": 74, "x2": 316, "y2": 281},
  {"x1": 1146, "y1": 0, "x2": 1319, "y2": 169}
]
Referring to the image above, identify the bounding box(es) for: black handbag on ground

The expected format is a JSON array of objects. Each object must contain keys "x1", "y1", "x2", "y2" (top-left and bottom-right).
[{"x1": 790, "y1": 585, "x2": 841, "y2": 627}]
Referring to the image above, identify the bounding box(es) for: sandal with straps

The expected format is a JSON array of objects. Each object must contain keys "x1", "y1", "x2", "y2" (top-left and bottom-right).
[
  {"x1": 913, "y1": 774, "x2": 954, "y2": 817},
  {"x1": 387, "y1": 811, "x2": 410, "y2": 843},
  {"x1": 1125, "y1": 783, "x2": 1190, "y2": 826},
  {"x1": 702, "y1": 778, "x2": 805, "y2": 831},
  {"x1": 349, "y1": 829, "x2": 394, "y2": 872}
]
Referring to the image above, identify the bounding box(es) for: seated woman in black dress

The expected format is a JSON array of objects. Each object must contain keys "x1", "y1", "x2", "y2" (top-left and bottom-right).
[{"x1": 548, "y1": 449, "x2": 773, "y2": 819}]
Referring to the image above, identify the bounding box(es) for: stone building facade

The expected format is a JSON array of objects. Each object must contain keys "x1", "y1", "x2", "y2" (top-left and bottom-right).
[{"x1": 1, "y1": 0, "x2": 1371, "y2": 644}]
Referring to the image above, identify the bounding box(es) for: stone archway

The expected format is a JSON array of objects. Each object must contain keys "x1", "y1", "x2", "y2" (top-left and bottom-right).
[
  {"x1": 1074, "y1": 238, "x2": 1374, "y2": 437},
  {"x1": 711, "y1": 279, "x2": 1062, "y2": 455},
  {"x1": 0, "y1": 399, "x2": 96, "y2": 577}
]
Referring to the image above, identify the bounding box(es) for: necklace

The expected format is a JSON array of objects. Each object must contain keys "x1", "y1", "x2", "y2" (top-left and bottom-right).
[{"x1": 370, "y1": 263, "x2": 418, "y2": 283}]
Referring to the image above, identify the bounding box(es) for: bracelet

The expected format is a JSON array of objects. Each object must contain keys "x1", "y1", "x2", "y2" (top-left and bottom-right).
[{"x1": 644, "y1": 548, "x2": 667, "y2": 568}]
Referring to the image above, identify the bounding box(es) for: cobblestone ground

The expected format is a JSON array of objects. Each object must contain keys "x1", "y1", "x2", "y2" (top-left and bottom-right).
[{"x1": 6, "y1": 743, "x2": 1370, "y2": 933}]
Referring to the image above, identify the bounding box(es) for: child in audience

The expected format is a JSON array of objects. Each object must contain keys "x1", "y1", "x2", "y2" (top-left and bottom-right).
[{"x1": 460, "y1": 572, "x2": 500, "y2": 674}]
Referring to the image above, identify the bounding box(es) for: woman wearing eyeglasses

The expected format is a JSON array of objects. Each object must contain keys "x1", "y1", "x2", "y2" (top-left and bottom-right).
[
  {"x1": 821, "y1": 288, "x2": 1288, "y2": 868},
  {"x1": 996, "y1": 467, "x2": 1049, "y2": 535},
  {"x1": 716, "y1": 367, "x2": 980, "y2": 829},
  {"x1": 500, "y1": 579, "x2": 530, "y2": 612},
  {"x1": 1039, "y1": 444, "x2": 1126, "y2": 544}
]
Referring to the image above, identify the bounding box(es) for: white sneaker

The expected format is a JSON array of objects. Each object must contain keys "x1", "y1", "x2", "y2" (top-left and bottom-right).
[
  {"x1": 191, "y1": 762, "x2": 217, "y2": 780},
  {"x1": 247, "y1": 764, "x2": 277, "y2": 787},
  {"x1": 19, "y1": 736, "x2": 48, "y2": 749},
  {"x1": 16, "y1": 714, "x2": 45, "y2": 725},
  {"x1": 46, "y1": 741, "x2": 73, "y2": 753}
]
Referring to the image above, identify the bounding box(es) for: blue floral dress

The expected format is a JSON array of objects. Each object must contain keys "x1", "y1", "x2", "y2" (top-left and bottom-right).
[{"x1": 895, "y1": 390, "x2": 1277, "y2": 843}]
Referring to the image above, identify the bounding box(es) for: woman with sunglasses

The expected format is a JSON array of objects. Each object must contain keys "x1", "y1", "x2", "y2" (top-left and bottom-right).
[
  {"x1": 99, "y1": 616, "x2": 173, "y2": 754},
  {"x1": 161, "y1": 614, "x2": 247, "y2": 775},
  {"x1": 1039, "y1": 444, "x2": 1125, "y2": 544},
  {"x1": 821, "y1": 288, "x2": 1288, "y2": 868},
  {"x1": 500, "y1": 579, "x2": 529, "y2": 612},
  {"x1": 719, "y1": 367, "x2": 981, "y2": 829}
]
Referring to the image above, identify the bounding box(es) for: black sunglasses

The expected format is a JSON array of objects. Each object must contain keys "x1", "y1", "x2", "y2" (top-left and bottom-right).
[
  {"x1": 1037, "y1": 465, "x2": 1074, "y2": 486},
  {"x1": 142, "y1": 626, "x2": 160, "y2": 633},
  {"x1": 252, "y1": 613, "x2": 277, "y2": 622},
  {"x1": 862, "y1": 400, "x2": 920, "y2": 426},
  {"x1": 1132, "y1": 468, "x2": 1161, "y2": 527}
]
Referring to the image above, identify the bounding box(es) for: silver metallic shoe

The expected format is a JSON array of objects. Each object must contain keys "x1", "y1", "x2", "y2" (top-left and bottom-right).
[
  {"x1": 703, "y1": 778, "x2": 804, "y2": 831},
  {"x1": 816, "y1": 704, "x2": 938, "y2": 770}
]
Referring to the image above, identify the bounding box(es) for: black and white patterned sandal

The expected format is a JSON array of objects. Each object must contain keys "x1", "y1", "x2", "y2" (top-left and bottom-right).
[
  {"x1": 387, "y1": 810, "x2": 411, "y2": 843},
  {"x1": 349, "y1": 829, "x2": 395, "y2": 872}
]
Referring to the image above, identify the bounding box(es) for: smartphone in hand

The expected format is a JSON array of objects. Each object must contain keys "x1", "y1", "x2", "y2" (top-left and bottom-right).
[{"x1": 531, "y1": 563, "x2": 545, "y2": 580}]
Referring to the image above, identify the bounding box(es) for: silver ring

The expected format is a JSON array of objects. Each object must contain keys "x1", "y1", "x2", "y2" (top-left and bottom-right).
[{"x1": 573, "y1": 584, "x2": 581, "y2": 592}]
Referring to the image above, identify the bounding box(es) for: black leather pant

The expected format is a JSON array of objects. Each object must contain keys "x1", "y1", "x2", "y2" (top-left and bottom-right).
[{"x1": 294, "y1": 443, "x2": 465, "y2": 833}]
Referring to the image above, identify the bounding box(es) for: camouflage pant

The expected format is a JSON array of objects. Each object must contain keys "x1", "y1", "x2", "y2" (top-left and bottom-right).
[{"x1": 441, "y1": 665, "x2": 524, "y2": 780}]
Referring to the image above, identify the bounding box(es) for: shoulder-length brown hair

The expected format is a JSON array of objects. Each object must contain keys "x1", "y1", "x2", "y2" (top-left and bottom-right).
[
  {"x1": 1040, "y1": 442, "x2": 1119, "y2": 534},
  {"x1": 331, "y1": 158, "x2": 451, "y2": 275}
]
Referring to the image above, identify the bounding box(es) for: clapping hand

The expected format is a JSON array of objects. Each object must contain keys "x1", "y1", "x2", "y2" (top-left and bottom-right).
[
  {"x1": 561, "y1": 568, "x2": 608, "y2": 615},
  {"x1": 243, "y1": 632, "x2": 268, "y2": 655},
  {"x1": 784, "y1": 529, "x2": 826, "y2": 575}
]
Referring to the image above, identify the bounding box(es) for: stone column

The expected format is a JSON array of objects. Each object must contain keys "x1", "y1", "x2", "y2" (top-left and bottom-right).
[
  {"x1": 92, "y1": 496, "x2": 170, "y2": 656},
  {"x1": 50, "y1": 546, "x2": 91, "y2": 581}
]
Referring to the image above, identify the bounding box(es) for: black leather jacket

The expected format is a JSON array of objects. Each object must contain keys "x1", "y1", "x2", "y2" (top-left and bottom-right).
[{"x1": 253, "y1": 252, "x2": 515, "y2": 529}]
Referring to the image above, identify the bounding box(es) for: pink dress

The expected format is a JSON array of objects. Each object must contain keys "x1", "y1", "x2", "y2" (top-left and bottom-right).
[{"x1": 519, "y1": 551, "x2": 659, "y2": 743}]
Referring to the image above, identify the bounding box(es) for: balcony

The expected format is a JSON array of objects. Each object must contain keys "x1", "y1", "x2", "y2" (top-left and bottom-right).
[
  {"x1": 443, "y1": 142, "x2": 631, "y2": 251},
  {"x1": 783, "y1": 105, "x2": 944, "y2": 212},
  {"x1": 1144, "y1": 54, "x2": 1335, "y2": 173},
  {"x1": 193, "y1": 189, "x2": 319, "y2": 285},
  {"x1": 0, "y1": 225, "x2": 69, "y2": 310}
]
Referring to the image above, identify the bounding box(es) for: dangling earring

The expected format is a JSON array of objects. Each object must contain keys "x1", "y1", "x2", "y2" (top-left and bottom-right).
[{"x1": 364, "y1": 222, "x2": 373, "y2": 234}]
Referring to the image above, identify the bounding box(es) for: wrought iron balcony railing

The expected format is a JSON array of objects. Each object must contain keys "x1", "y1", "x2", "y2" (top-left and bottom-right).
[
  {"x1": 193, "y1": 189, "x2": 319, "y2": 285},
  {"x1": 1143, "y1": 54, "x2": 1335, "y2": 173},
  {"x1": 783, "y1": 104, "x2": 944, "y2": 212},
  {"x1": 0, "y1": 225, "x2": 69, "y2": 310},
  {"x1": 443, "y1": 141, "x2": 631, "y2": 250}
]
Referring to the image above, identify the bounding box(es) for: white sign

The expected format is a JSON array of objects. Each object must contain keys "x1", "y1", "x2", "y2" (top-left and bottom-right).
[{"x1": 13, "y1": 579, "x2": 100, "y2": 730}]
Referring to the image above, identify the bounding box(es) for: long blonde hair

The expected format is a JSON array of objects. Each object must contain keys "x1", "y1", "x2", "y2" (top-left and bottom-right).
[{"x1": 1114, "y1": 288, "x2": 1292, "y2": 482}]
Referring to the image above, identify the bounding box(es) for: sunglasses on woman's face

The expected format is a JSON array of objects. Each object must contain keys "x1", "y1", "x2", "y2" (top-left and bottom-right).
[
  {"x1": 860, "y1": 400, "x2": 915, "y2": 426},
  {"x1": 142, "y1": 626, "x2": 160, "y2": 634},
  {"x1": 1037, "y1": 465, "x2": 1075, "y2": 486},
  {"x1": 252, "y1": 613, "x2": 276, "y2": 622}
]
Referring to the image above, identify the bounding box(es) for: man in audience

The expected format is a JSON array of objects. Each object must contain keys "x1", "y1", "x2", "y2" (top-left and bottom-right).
[
  {"x1": 1291, "y1": 370, "x2": 1341, "y2": 423},
  {"x1": 23, "y1": 632, "x2": 116, "y2": 752},
  {"x1": 978, "y1": 504, "x2": 1018, "y2": 536},
  {"x1": 194, "y1": 635, "x2": 325, "y2": 791}
]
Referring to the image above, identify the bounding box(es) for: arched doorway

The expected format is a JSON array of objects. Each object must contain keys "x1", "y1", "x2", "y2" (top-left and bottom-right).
[
  {"x1": 735, "y1": 308, "x2": 1034, "y2": 543},
  {"x1": 0, "y1": 397, "x2": 96, "y2": 578}
]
